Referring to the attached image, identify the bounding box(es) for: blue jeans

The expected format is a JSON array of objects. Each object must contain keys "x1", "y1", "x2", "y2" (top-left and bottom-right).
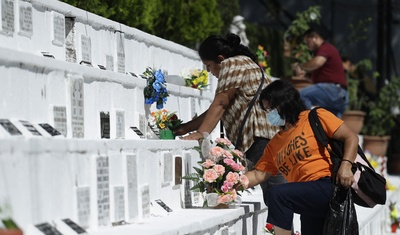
[
  {"x1": 245, "y1": 137, "x2": 287, "y2": 206},
  {"x1": 300, "y1": 83, "x2": 348, "y2": 118}
]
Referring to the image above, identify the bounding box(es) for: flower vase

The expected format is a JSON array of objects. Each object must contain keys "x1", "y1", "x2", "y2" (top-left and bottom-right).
[{"x1": 159, "y1": 129, "x2": 175, "y2": 140}]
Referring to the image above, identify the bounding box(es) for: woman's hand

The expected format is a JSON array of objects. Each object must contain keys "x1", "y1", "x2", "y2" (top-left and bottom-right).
[
  {"x1": 336, "y1": 160, "x2": 355, "y2": 188},
  {"x1": 172, "y1": 123, "x2": 188, "y2": 136},
  {"x1": 179, "y1": 131, "x2": 203, "y2": 141}
]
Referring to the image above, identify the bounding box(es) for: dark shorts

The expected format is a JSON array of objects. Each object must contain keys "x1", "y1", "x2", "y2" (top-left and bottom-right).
[{"x1": 267, "y1": 177, "x2": 333, "y2": 235}]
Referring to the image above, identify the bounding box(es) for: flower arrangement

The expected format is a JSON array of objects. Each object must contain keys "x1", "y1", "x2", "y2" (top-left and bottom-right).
[
  {"x1": 143, "y1": 67, "x2": 168, "y2": 109},
  {"x1": 182, "y1": 137, "x2": 249, "y2": 207},
  {"x1": 263, "y1": 223, "x2": 301, "y2": 235},
  {"x1": 389, "y1": 202, "x2": 400, "y2": 232},
  {"x1": 263, "y1": 223, "x2": 275, "y2": 234},
  {"x1": 256, "y1": 45, "x2": 271, "y2": 76},
  {"x1": 148, "y1": 109, "x2": 182, "y2": 130},
  {"x1": 181, "y1": 68, "x2": 209, "y2": 90}
]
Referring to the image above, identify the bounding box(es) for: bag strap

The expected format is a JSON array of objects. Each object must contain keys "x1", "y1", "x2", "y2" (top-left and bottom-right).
[
  {"x1": 308, "y1": 107, "x2": 375, "y2": 169},
  {"x1": 235, "y1": 68, "x2": 265, "y2": 148}
]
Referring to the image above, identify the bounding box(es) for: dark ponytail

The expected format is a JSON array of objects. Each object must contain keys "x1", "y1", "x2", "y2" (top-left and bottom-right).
[{"x1": 198, "y1": 33, "x2": 257, "y2": 63}]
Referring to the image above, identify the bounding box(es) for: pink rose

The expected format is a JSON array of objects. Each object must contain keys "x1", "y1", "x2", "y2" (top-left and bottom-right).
[
  {"x1": 223, "y1": 181, "x2": 234, "y2": 189},
  {"x1": 231, "y1": 163, "x2": 242, "y2": 171},
  {"x1": 203, "y1": 169, "x2": 219, "y2": 183},
  {"x1": 239, "y1": 175, "x2": 249, "y2": 189},
  {"x1": 223, "y1": 150, "x2": 233, "y2": 159},
  {"x1": 221, "y1": 184, "x2": 229, "y2": 193},
  {"x1": 202, "y1": 159, "x2": 215, "y2": 168},
  {"x1": 215, "y1": 138, "x2": 232, "y2": 146},
  {"x1": 223, "y1": 158, "x2": 235, "y2": 166},
  {"x1": 209, "y1": 146, "x2": 224, "y2": 158},
  {"x1": 225, "y1": 172, "x2": 239, "y2": 183},
  {"x1": 230, "y1": 189, "x2": 238, "y2": 200},
  {"x1": 218, "y1": 194, "x2": 232, "y2": 204},
  {"x1": 232, "y1": 149, "x2": 244, "y2": 159},
  {"x1": 213, "y1": 164, "x2": 225, "y2": 176}
]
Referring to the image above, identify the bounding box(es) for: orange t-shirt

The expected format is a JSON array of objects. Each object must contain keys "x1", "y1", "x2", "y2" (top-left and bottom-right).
[{"x1": 255, "y1": 108, "x2": 344, "y2": 182}]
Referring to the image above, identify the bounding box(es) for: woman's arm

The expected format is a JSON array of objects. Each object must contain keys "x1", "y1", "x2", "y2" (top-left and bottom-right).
[
  {"x1": 332, "y1": 123, "x2": 359, "y2": 188},
  {"x1": 245, "y1": 169, "x2": 272, "y2": 188},
  {"x1": 180, "y1": 88, "x2": 237, "y2": 140},
  {"x1": 172, "y1": 111, "x2": 207, "y2": 136}
]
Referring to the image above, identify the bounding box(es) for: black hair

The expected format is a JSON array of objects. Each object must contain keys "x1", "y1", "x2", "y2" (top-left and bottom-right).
[
  {"x1": 198, "y1": 33, "x2": 257, "y2": 63},
  {"x1": 303, "y1": 24, "x2": 327, "y2": 40},
  {"x1": 258, "y1": 80, "x2": 307, "y2": 126}
]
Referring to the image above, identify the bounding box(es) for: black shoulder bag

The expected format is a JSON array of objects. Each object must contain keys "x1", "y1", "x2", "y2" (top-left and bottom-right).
[{"x1": 308, "y1": 107, "x2": 387, "y2": 208}]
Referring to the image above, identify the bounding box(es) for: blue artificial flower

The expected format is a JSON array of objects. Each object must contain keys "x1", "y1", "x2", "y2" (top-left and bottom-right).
[
  {"x1": 154, "y1": 69, "x2": 165, "y2": 83},
  {"x1": 152, "y1": 81, "x2": 163, "y2": 92}
]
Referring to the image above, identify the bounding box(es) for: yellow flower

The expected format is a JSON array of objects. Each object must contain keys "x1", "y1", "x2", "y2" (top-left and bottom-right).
[{"x1": 159, "y1": 123, "x2": 165, "y2": 129}]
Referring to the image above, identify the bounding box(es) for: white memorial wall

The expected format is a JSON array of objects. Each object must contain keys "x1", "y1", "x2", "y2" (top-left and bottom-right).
[
  {"x1": 0, "y1": 0, "x2": 269, "y2": 235},
  {"x1": 0, "y1": 1, "x2": 396, "y2": 235}
]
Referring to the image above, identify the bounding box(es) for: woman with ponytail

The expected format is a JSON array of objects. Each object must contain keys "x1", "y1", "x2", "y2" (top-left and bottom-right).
[{"x1": 173, "y1": 33, "x2": 286, "y2": 205}]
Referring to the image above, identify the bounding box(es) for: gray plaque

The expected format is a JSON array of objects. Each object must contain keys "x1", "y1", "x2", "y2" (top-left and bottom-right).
[
  {"x1": 53, "y1": 106, "x2": 67, "y2": 136},
  {"x1": 100, "y1": 112, "x2": 110, "y2": 139},
  {"x1": 38, "y1": 123, "x2": 62, "y2": 136},
  {"x1": 76, "y1": 187, "x2": 90, "y2": 229},
  {"x1": 61, "y1": 219, "x2": 87, "y2": 234},
  {"x1": 18, "y1": 1, "x2": 32, "y2": 37},
  {"x1": 1, "y1": 0, "x2": 14, "y2": 35},
  {"x1": 163, "y1": 153, "x2": 173, "y2": 185},
  {"x1": 0, "y1": 119, "x2": 21, "y2": 135},
  {"x1": 116, "y1": 111, "x2": 125, "y2": 139},
  {"x1": 106, "y1": 55, "x2": 114, "y2": 71},
  {"x1": 35, "y1": 222, "x2": 63, "y2": 235},
  {"x1": 96, "y1": 156, "x2": 110, "y2": 226},
  {"x1": 116, "y1": 33, "x2": 125, "y2": 73},
  {"x1": 70, "y1": 78, "x2": 84, "y2": 138},
  {"x1": 183, "y1": 153, "x2": 192, "y2": 208},
  {"x1": 141, "y1": 184, "x2": 150, "y2": 217},
  {"x1": 52, "y1": 11, "x2": 65, "y2": 46},
  {"x1": 139, "y1": 113, "x2": 146, "y2": 134},
  {"x1": 126, "y1": 154, "x2": 138, "y2": 220},
  {"x1": 80, "y1": 35, "x2": 91, "y2": 63},
  {"x1": 113, "y1": 186, "x2": 125, "y2": 222},
  {"x1": 20, "y1": 120, "x2": 42, "y2": 136}
]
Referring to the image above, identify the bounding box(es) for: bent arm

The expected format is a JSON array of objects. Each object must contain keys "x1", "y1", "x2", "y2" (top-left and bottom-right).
[
  {"x1": 245, "y1": 169, "x2": 272, "y2": 188},
  {"x1": 332, "y1": 123, "x2": 359, "y2": 187},
  {"x1": 300, "y1": 55, "x2": 326, "y2": 72},
  {"x1": 180, "y1": 88, "x2": 236, "y2": 140}
]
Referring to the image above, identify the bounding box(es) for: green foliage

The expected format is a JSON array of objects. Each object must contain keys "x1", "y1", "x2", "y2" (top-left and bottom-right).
[
  {"x1": 284, "y1": 5, "x2": 321, "y2": 63},
  {"x1": 60, "y1": 0, "x2": 229, "y2": 48},
  {"x1": 346, "y1": 59, "x2": 373, "y2": 111},
  {"x1": 362, "y1": 76, "x2": 400, "y2": 136}
]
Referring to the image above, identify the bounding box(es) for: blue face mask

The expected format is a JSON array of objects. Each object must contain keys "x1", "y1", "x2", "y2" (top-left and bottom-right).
[{"x1": 267, "y1": 109, "x2": 285, "y2": 126}]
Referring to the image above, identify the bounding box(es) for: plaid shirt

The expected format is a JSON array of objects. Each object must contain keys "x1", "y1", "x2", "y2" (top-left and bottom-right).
[{"x1": 216, "y1": 55, "x2": 279, "y2": 153}]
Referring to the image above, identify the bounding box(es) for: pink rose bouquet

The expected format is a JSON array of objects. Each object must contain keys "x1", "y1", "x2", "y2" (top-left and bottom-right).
[{"x1": 182, "y1": 137, "x2": 249, "y2": 206}]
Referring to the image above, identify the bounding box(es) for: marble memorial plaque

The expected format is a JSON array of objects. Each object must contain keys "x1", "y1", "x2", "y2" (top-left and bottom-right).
[
  {"x1": 191, "y1": 98, "x2": 196, "y2": 119},
  {"x1": 1, "y1": 0, "x2": 15, "y2": 35},
  {"x1": 163, "y1": 152, "x2": 173, "y2": 185},
  {"x1": 35, "y1": 222, "x2": 63, "y2": 235},
  {"x1": 18, "y1": 1, "x2": 32, "y2": 37},
  {"x1": 70, "y1": 77, "x2": 84, "y2": 138},
  {"x1": 174, "y1": 156, "x2": 182, "y2": 185},
  {"x1": 113, "y1": 186, "x2": 125, "y2": 222},
  {"x1": 19, "y1": 120, "x2": 42, "y2": 136},
  {"x1": 130, "y1": 127, "x2": 144, "y2": 138},
  {"x1": 61, "y1": 219, "x2": 87, "y2": 234},
  {"x1": 100, "y1": 112, "x2": 110, "y2": 139},
  {"x1": 53, "y1": 106, "x2": 67, "y2": 136},
  {"x1": 51, "y1": 11, "x2": 65, "y2": 46},
  {"x1": 96, "y1": 156, "x2": 110, "y2": 226},
  {"x1": 116, "y1": 110, "x2": 125, "y2": 139},
  {"x1": 0, "y1": 119, "x2": 21, "y2": 135},
  {"x1": 141, "y1": 184, "x2": 150, "y2": 217},
  {"x1": 126, "y1": 154, "x2": 138, "y2": 220},
  {"x1": 106, "y1": 55, "x2": 114, "y2": 71},
  {"x1": 154, "y1": 199, "x2": 172, "y2": 212},
  {"x1": 116, "y1": 33, "x2": 125, "y2": 73},
  {"x1": 80, "y1": 35, "x2": 91, "y2": 63},
  {"x1": 76, "y1": 187, "x2": 90, "y2": 228},
  {"x1": 182, "y1": 152, "x2": 192, "y2": 208},
  {"x1": 38, "y1": 123, "x2": 61, "y2": 136},
  {"x1": 139, "y1": 113, "x2": 146, "y2": 135}
]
